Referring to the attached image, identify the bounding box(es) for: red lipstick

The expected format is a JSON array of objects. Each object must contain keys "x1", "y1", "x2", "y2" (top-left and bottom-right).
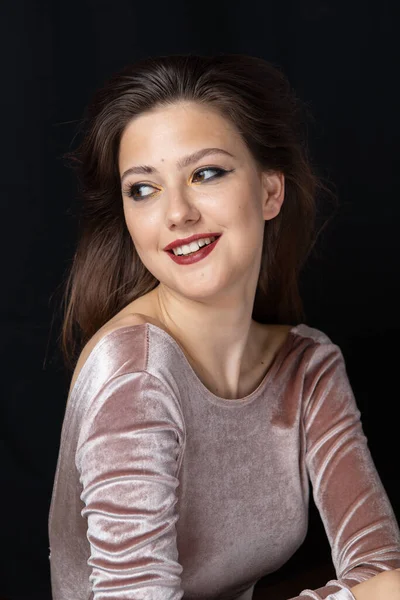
[
  {"x1": 163, "y1": 233, "x2": 221, "y2": 252},
  {"x1": 166, "y1": 236, "x2": 221, "y2": 265}
]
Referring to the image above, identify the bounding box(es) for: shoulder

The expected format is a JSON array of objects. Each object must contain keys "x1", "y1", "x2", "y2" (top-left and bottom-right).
[
  {"x1": 274, "y1": 323, "x2": 345, "y2": 381},
  {"x1": 288, "y1": 323, "x2": 336, "y2": 346},
  {"x1": 69, "y1": 313, "x2": 151, "y2": 396},
  {"x1": 261, "y1": 323, "x2": 339, "y2": 362},
  {"x1": 287, "y1": 324, "x2": 345, "y2": 363}
]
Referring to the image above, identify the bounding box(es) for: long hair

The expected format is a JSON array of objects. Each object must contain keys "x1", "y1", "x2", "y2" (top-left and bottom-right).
[{"x1": 58, "y1": 53, "x2": 337, "y2": 372}]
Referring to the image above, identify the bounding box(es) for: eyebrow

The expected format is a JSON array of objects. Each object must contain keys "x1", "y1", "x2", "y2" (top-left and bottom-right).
[{"x1": 120, "y1": 147, "x2": 235, "y2": 184}]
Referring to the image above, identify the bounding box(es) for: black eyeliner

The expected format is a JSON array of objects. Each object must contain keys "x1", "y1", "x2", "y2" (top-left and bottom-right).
[{"x1": 123, "y1": 166, "x2": 234, "y2": 201}]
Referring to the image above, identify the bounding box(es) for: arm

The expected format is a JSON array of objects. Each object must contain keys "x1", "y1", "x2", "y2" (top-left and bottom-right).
[
  {"x1": 76, "y1": 370, "x2": 185, "y2": 600},
  {"x1": 288, "y1": 338, "x2": 400, "y2": 600},
  {"x1": 351, "y1": 568, "x2": 400, "y2": 599}
]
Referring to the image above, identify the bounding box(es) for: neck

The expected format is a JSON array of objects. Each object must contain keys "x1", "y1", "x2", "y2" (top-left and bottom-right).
[{"x1": 147, "y1": 284, "x2": 263, "y2": 398}]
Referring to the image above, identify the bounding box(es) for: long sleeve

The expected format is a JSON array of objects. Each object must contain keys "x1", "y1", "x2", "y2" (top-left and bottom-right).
[
  {"x1": 287, "y1": 339, "x2": 400, "y2": 600},
  {"x1": 75, "y1": 369, "x2": 185, "y2": 600}
]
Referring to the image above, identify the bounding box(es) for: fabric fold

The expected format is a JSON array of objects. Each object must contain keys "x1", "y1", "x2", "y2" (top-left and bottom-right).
[{"x1": 48, "y1": 322, "x2": 400, "y2": 599}]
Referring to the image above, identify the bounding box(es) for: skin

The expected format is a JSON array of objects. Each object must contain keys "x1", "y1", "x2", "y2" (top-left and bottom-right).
[
  {"x1": 117, "y1": 100, "x2": 285, "y2": 399},
  {"x1": 351, "y1": 568, "x2": 400, "y2": 598}
]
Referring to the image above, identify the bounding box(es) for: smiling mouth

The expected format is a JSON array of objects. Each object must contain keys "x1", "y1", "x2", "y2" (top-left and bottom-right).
[
  {"x1": 167, "y1": 235, "x2": 221, "y2": 256},
  {"x1": 166, "y1": 235, "x2": 221, "y2": 264}
]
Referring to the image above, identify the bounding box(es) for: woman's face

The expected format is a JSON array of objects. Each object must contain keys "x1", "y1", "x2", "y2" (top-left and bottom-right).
[{"x1": 118, "y1": 101, "x2": 284, "y2": 301}]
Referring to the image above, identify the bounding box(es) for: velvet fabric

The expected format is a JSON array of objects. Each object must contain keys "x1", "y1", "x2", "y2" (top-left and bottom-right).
[{"x1": 48, "y1": 322, "x2": 400, "y2": 599}]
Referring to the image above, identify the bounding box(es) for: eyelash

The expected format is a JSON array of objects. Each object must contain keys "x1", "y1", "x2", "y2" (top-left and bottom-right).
[{"x1": 122, "y1": 166, "x2": 233, "y2": 202}]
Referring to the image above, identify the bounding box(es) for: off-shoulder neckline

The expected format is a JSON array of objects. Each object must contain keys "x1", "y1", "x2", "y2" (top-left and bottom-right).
[{"x1": 69, "y1": 322, "x2": 302, "y2": 405}]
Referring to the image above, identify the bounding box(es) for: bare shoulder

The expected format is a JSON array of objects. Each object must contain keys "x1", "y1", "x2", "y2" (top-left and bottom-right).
[
  {"x1": 273, "y1": 323, "x2": 294, "y2": 339},
  {"x1": 259, "y1": 322, "x2": 294, "y2": 352},
  {"x1": 69, "y1": 313, "x2": 151, "y2": 395}
]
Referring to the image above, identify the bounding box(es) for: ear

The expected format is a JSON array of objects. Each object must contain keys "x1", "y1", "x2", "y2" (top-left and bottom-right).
[{"x1": 261, "y1": 171, "x2": 285, "y2": 221}]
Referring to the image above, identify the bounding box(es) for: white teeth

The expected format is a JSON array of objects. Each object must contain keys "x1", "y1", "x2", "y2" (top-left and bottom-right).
[{"x1": 173, "y1": 236, "x2": 216, "y2": 256}]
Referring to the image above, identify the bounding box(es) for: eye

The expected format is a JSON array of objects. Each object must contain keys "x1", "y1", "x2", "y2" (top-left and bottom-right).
[
  {"x1": 122, "y1": 182, "x2": 158, "y2": 202},
  {"x1": 191, "y1": 166, "x2": 230, "y2": 183},
  {"x1": 122, "y1": 167, "x2": 233, "y2": 202}
]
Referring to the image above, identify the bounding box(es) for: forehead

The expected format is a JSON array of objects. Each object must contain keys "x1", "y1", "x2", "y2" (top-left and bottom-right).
[{"x1": 118, "y1": 101, "x2": 245, "y2": 164}]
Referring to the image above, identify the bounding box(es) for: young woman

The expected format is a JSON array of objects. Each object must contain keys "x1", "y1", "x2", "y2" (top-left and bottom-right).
[{"x1": 48, "y1": 54, "x2": 400, "y2": 600}]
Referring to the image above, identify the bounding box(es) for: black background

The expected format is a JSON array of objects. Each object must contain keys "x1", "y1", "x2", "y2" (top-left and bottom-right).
[{"x1": 1, "y1": 1, "x2": 399, "y2": 599}]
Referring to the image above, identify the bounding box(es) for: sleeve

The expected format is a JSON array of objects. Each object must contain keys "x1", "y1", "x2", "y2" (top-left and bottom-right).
[
  {"x1": 75, "y1": 369, "x2": 185, "y2": 600},
  {"x1": 288, "y1": 339, "x2": 400, "y2": 600}
]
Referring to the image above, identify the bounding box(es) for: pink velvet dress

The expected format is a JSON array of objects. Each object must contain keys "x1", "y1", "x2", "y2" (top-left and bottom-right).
[{"x1": 48, "y1": 322, "x2": 400, "y2": 599}]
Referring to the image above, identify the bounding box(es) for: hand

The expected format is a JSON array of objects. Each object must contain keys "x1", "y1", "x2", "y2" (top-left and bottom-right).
[{"x1": 351, "y1": 569, "x2": 400, "y2": 599}]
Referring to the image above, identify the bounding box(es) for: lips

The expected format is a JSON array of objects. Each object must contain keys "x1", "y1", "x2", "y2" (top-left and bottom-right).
[
  {"x1": 167, "y1": 236, "x2": 217, "y2": 254},
  {"x1": 164, "y1": 233, "x2": 222, "y2": 252},
  {"x1": 166, "y1": 234, "x2": 221, "y2": 265}
]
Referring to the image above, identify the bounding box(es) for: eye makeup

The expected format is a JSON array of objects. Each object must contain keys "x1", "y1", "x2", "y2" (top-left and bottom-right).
[{"x1": 121, "y1": 166, "x2": 234, "y2": 202}]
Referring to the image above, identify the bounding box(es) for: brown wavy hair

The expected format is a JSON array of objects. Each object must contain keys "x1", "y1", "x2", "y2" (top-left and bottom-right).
[{"x1": 57, "y1": 53, "x2": 337, "y2": 372}]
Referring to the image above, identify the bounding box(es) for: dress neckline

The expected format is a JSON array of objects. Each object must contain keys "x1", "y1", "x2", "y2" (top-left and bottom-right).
[
  {"x1": 69, "y1": 322, "x2": 301, "y2": 407},
  {"x1": 146, "y1": 322, "x2": 299, "y2": 406}
]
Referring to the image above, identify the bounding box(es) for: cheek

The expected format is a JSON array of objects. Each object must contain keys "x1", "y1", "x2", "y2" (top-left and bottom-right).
[
  {"x1": 123, "y1": 209, "x2": 143, "y2": 251},
  {"x1": 123, "y1": 208, "x2": 159, "y2": 253},
  {"x1": 123, "y1": 202, "x2": 142, "y2": 237},
  {"x1": 231, "y1": 183, "x2": 263, "y2": 224},
  {"x1": 123, "y1": 211, "x2": 137, "y2": 243}
]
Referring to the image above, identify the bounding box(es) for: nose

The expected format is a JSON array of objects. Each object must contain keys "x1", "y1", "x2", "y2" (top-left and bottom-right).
[{"x1": 165, "y1": 186, "x2": 200, "y2": 229}]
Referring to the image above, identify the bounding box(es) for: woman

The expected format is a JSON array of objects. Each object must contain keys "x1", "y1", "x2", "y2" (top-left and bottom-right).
[{"x1": 48, "y1": 54, "x2": 400, "y2": 599}]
